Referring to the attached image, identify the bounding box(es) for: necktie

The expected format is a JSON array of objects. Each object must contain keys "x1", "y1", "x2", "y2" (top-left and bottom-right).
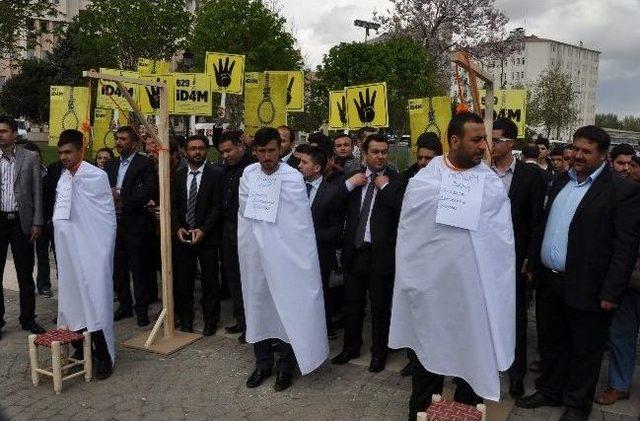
[
  {"x1": 306, "y1": 182, "x2": 313, "y2": 198},
  {"x1": 186, "y1": 171, "x2": 200, "y2": 228},
  {"x1": 354, "y1": 173, "x2": 376, "y2": 248}
]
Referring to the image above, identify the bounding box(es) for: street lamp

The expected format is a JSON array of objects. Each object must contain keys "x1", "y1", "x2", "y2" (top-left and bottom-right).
[{"x1": 354, "y1": 19, "x2": 380, "y2": 42}]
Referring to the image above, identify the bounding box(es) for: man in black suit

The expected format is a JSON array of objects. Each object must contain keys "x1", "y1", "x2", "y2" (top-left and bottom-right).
[
  {"x1": 296, "y1": 144, "x2": 345, "y2": 339},
  {"x1": 490, "y1": 118, "x2": 546, "y2": 398},
  {"x1": 104, "y1": 126, "x2": 158, "y2": 327},
  {"x1": 171, "y1": 134, "x2": 222, "y2": 336},
  {"x1": 517, "y1": 126, "x2": 640, "y2": 421},
  {"x1": 331, "y1": 133, "x2": 403, "y2": 372},
  {"x1": 277, "y1": 125, "x2": 299, "y2": 168},
  {"x1": 403, "y1": 132, "x2": 442, "y2": 183}
]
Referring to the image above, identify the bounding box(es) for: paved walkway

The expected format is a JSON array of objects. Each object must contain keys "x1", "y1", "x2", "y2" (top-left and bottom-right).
[{"x1": 0, "y1": 252, "x2": 638, "y2": 420}]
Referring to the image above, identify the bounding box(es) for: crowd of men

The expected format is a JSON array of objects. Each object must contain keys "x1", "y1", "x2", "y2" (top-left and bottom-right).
[{"x1": 1, "y1": 110, "x2": 640, "y2": 421}]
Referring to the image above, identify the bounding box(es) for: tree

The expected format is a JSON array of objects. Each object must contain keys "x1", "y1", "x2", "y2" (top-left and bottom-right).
[
  {"x1": 304, "y1": 37, "x2": 440, "y2": 135},
  {"x1": 0, "y1": 0, "x2": 59, "y2": 58},
  {"x1": 528, "y1": 65, "x2": 578, "y2": 139},
  {"x1": 0, "y1": 59, "x2": 57, "y2": 123},
  {"x1": 595, "y1": 113, "x2": 622, "y2": 129}
]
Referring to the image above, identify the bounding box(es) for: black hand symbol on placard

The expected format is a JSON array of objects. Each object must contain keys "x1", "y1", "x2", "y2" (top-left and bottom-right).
[
  {"x1": 145, "y1": 78, "x2": 161, "y2": 109},
  {"x1": 286, "y1": 76, "x2": 294, "y2": 105},
  {"x1": 354, "y1": 88, "x2": 376, "y2": 123},
  {"x1": 337, "y1": 96, "x2": 347, "y2": 125},
  {"x1": 214, "y1": 57, "x2": 235, "y2": 88}
]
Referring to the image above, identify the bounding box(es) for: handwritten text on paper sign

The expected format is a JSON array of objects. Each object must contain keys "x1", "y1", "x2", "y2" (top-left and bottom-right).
[{"x1": 435, "y1": 171, "x2": 485, "y2": 231}]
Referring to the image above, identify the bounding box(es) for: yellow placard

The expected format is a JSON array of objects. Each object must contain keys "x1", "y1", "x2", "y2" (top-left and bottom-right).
[
  {"x1": 328, "y1": 90, "x2": 348, "y2": 130},
  {"x1": 266, "y1": 71, "x2": 304, "y2": 112},
  {"x1": 137, "y1": 58, "x2": 171, "y2": 75},
  {"x1": 243, "y1": 72, "x2": 288, "y2": 136},
  {"x1": 92, "y1": 108, "x2": 116, "y2": 152},
  {"x1": 408, "y1": 96, "x2": 452, "y2": 152},
  {"x1": 205, "y1": 52, "x2": 245, "y2": 95},
  {"x1": 48, "y1": 86, "x2": 90, "y2": 146},
  {"x1": 96, "y1": 68, "x2": 140, "y2": 111},
  {"x1": 139, "y1": 74, "x2": 174, "y2": 115},
  {"x1": 173, "y1": 73, "x2": 212, "y2": 116},
  {"x1": 479, "y1": 89, "x2": 527, "y2": 138},
  {"x1": 345, "y1": 82, "x2": 388, "y2": 129}
]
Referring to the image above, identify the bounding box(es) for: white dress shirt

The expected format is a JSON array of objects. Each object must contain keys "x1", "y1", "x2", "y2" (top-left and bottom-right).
[
  {"x1": 116, "y1": 152, "x2": 136, "y2": 189},
  {"x1": 345, "y1": 167, "x2": 387, "y2": 243},
  {"x1": 0, "y1": 148, "x2": 17, "y2": 212},
  {"x1": 186, "y1": 163, "x2": 206, "y2": 199},
  {"x1": 306, "y1": 176, "x2": 323, "y2": 205}
]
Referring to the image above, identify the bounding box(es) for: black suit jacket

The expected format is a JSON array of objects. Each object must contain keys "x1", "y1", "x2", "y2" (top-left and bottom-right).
[
  {"x1": 171, "y1": 163, "x2": 222, "y2": 247},
  {"x1": 104, "y1": 153, "x2": 158, "y2": 234},
  {"x1": 341, "y1": 166, "x2": 403, "y2": 275},
  {"x1": 310, "y1": 179, "x2": 347, "y2": 276},
  {"x1": 540, "y1": 166, "x2": 640, "y2": 310},
  {"x1": 42, "y1": 160, "x2": 65, "y2": 224},
  {"x1": 509, "y1": 159, "x2": 546, "y2": 268},
  {"x1": 285, "y1": 153, "x2": 300, "y2": 169}
]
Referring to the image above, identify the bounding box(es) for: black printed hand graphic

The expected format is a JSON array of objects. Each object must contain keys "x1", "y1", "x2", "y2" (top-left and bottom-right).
[
  {"x1": 337, "y1": 96, "x2": 347, "y2": 124},
  {"x1": 354, "y1": 88, "x2": 376, "y2": 123},
  {"x1": 214, "y1": 58, "x2": 235, "y2": 88},
  {"x1": 145, "y1": 79, "x2": 161, "y2": 109},
  {"x1": 286, "y1": 77, "x2": 294, "y2": 105}
]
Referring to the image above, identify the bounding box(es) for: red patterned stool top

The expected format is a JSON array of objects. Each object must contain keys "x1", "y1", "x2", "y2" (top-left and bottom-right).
[
  {"x1": 33, "y1": 329, "x2": 85, "y2": 347},
  {"x1": 424, "y1": 399, "x2": 483, "y2": 421}
]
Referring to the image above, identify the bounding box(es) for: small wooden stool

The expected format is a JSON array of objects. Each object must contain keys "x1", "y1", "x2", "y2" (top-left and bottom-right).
[
  {"x1": 417, "y1": 394, "x2": 486, "y2": 421},
  {"x1": 28, "y1": 329, "x2": 92, "y2": 394}
]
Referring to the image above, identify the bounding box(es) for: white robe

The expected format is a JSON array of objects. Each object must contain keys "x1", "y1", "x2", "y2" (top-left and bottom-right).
[
  {"x1": 238, "y1": 162, "x2": 329, "y2": 375},
  {"x1": 389, "y1": 156, "x2": 515, "y2": 401},
  {"x1": 54, "y1": 161, "x2": 117, "y2": 362}
]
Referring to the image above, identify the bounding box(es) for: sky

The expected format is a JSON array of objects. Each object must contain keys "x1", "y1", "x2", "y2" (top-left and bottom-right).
[{"x1": 277, "y1": 0, "x2": 640, "y2": 117}]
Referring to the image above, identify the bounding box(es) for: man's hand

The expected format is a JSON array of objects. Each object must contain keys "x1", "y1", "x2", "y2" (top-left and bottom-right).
[
  {"x1": 216, "y1": 106, "x2": 226, "y2": 125},
  {"x1": 177, "y1": 228, "x2": 190, "y2": 243},
  {"x1": 191, "y1": 229, "x2": 204, "y2": 245},
  {"x1": 112, "y1": 188, "x2": 122, "y2": 211},
  {"x1": 347, "y1": 172, "x2": 368, "y2": 187},
  {"x1": 601, "y1": 300, "x2": 618, "y2": 310},
  {"x1": 353, "y1": 88, "x2": 377, "y2": 123},
  {"x1": 375, "y1": 174, "x2": 389, "y2": 190},
  {"x1": 30, "y1": 226, "x2": 42, "y2": 244},
  {"x1": 213, "y1": 57, "x2": 235, "y2": 88}
]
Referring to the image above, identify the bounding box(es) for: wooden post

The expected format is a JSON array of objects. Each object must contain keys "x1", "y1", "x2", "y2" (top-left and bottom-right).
[
  {"x1": 51, "y1": 341, "x2": 62, "y2": 394},
  {"x1": 82, "y1": 70, "x2": 201, "y2": 355},
  {"x1": 28, "y1": 334, "x2": 39, "y2": 386},
  {"x1": 83, "y1": 331, "x2": 92, "y2": 382}
]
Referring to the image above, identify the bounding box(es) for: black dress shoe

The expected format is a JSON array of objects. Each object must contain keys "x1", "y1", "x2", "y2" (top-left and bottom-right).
[
  {"x1": 137, "y1": 315, "x2": 150, "y2": 327},
  {"x1": 273, "y1": 371, "x2": 293, "y2": 392},
  {"x1": 559, "y1": 408, "x2": 589, "y2": 421},
  {"x1": 516, "y1": 391, "x2": 561, "y2": 409},
  {"x1": 179, "y1": 321, "x2": 193, "y2": 333},
  {"x1": 225, "y1": 324, "x2": 244, "y2": 334},
  {"x1": 509, "y1": 379, "x2": 525, "y2": 398},
  {"x1": 400, "y1": 360, "x2": 414, "y2": 377},
  {"x1": 238, "y1": 332, "x2": 246, "y2": 343},
  {"x1": 96, "y1": 357, "x2": 113, "y2": 380},
  {"x1": 246, "y1": 368, "x2": 272, "y2": 388},
  {"x1": 203, "y1": 322, "x2": 217, "y2": 336},
  {"x1": 331, "y1": 350, "x2": 360, "y2": 365},
  {"x1": 368, "y1": 354, "x2": 388, "y2": 373},
  {"x1": 114, "y1": 308, "x2": 133, "y2": 321},
  {"x1": 21, "y1": 320, "x2": 45, "y2": 334}
]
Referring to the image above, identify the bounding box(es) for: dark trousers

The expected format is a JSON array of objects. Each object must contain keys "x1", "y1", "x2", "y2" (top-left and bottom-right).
[
  {"x1": 222, "y1": 221, "x2": 244, "y2": 327},
  {"x1": 0, "y1": 217, "x2": 36, "y2": 325},
  {"x1": 342, "y1": 246, "x2": 394, "y2": 356},
  {"x1": 254, "y1": 339, "x2": 295, "y2": 374},
  {"x1": 536, "y1": 269, "x2": 613, "y2": 413},
  {"x1": 72, "y1": 329, "x2": 111, "y2": 364},
  {"x1": 114, "y1": 228, "x2": 152, "y2": 317},
  {"x1": 173, "y1": 241, "x2": 220, "y2": 323},
  {"x1": 35, "y1": 226, "x2": 51, "y2": 292},
  {"x1": 509, "y1": 271, "x2": 529, "y2": 381},
  {"x1": 409, "y1": 358, "x2": 482, "y2": 419}
]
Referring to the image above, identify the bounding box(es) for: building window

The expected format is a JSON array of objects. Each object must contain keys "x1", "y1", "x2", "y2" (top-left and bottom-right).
[{"x1": 522, "y1": 58, "x2": 526, "y2": 66}]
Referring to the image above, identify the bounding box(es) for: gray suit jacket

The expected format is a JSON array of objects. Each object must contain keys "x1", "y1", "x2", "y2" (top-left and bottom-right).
[{"x1": 3, "y1": 147, "x2": 43, "y2": 234}]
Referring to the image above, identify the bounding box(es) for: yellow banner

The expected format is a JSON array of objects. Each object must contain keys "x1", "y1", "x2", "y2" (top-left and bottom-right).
[
  {"x1": 479, "y1": 89, "x2": 527, "y2": 138},
  {"x1": 345, "y1": 82, "x2": 388, "y2": 129},
  {"x1": 408, "y1": 96, "x2": 451, "y2": 152},
  {"x1": 173, "y1": 73, "x2": 212, "y2": 116},
  {"x1": 137, "y1": 58, "x2": 171, "y2": 75},
  {"x1": 139, "y1": 74, "x2": 174, "y2": 115},
  {"x1": 328, "y1": 90, "x2": 348, "y2": 130},
  {"x1": 266, "y1": 71, "x2": 304, "y2": 112},
  {"x1": 96, "y1": 68, "x2": 139, "y2": 111},
  {"x1": 48, "y1": 86, "x2": 90, "y2": 146},
  {"x1": 92, "y1": 108, "x2": 116, "y2": 152},
  {"x1": 243, "y1": 72, "x2": 288, "y2": 136},
  {"x1": 205, "y1": 52, "x2": 245, "y2": 95}
]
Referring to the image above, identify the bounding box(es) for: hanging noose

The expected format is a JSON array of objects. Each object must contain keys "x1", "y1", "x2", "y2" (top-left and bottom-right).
[
  {"x1": 424, "y1": 96, "x2": 441, "y2": 138},
  {"x1": 62, "y1": 87, "x2": 80, "y2": 129},
  {"x1": 257, "y1": 73, "x2": 275, "y2": 126}
]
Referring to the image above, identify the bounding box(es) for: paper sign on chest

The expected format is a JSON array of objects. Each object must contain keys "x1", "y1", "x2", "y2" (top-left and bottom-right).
[
  {"x1": 53, "y1": 175, "x2": 73, "y2": 221},
  {"x1": 435, "y1": 169, "x2": 485, "y2": 231},
  {"x1": 243, "y1": 174, "x2": 282, "y2": 223}
]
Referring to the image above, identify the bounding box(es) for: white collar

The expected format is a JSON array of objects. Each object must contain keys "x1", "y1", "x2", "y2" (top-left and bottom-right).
[
  {"x1": 188, "y1": 162, "x2": 206, "y2": 175},
  {"x1": 306, "y1": 175, "x2": 322, "y2": 189}
]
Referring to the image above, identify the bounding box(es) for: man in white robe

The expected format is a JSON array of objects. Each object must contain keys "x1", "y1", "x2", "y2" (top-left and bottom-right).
[
  {"x1": 389, "y1": 113, "x2": 515, "y2": 420},
  {"x1": 238, "y1": 127, "x2": 329, "y2": 392},
  {"x1": 53, "y1": 129, "x2": 117, "y2": 380}
]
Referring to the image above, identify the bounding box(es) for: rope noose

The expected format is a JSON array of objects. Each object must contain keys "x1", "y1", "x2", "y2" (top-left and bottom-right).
[
  {"x1": 62, "y1": 86, "x2": 80, "y2": 129},
  {"x1": 257, "y1": 73, "x2": 275, "y2": 126},
  {"x1": 424, "y1": 96, "x2": 441, "y2": 138}
]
